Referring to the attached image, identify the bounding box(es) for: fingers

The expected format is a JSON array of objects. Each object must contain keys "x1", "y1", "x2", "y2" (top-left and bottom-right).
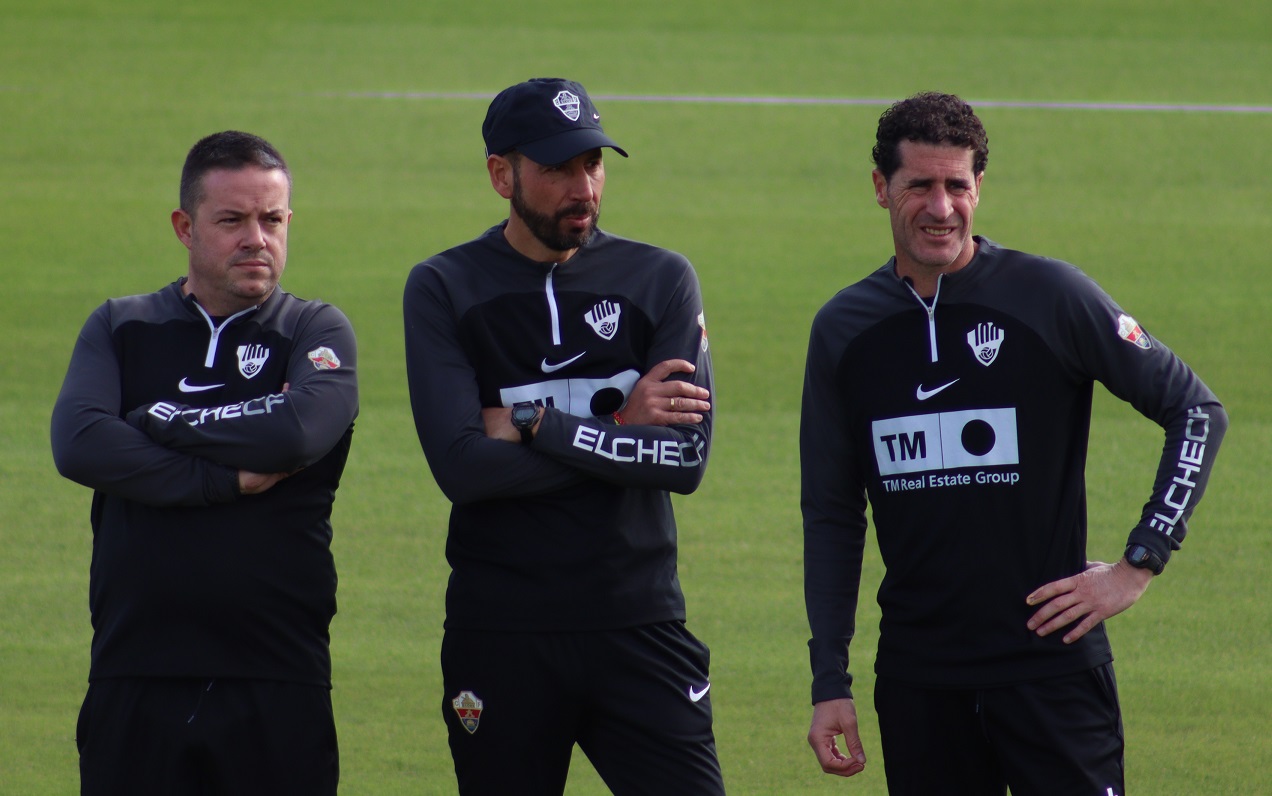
[
  {"x1": 1025, "y1": 561, "x2": 1149, "y2": 643},
  {"x1": 238, "y1": 470, "x2": 289, "y2": 495},
  {"x1": 666, "y1": 393, "x2": 712, "y2": 417},
  {"x1": 646, "y1": 358, "x2": 696, "y2": 380},
  {"x1": 808, "y1": 699, "x2": 867, "y2": 778}
]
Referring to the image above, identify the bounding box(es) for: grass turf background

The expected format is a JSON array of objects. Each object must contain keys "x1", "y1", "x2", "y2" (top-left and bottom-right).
[{"x1": 2, "y1": 1, "x2": 1269, "y2": 793}]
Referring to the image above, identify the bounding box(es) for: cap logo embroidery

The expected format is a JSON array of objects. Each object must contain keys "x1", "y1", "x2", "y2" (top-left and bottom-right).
[
  {"x1": 553, "y1": 90, "x2": 582, "y2": 122},
  {"x1": 237, "y1": 344, "x2": 269, "y2": 379}
]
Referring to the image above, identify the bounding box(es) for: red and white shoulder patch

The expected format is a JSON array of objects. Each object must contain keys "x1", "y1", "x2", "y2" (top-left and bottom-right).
[
  {"x1": 1116, "y1": 314, "x2": 1152, "y2": 350},
  {"x1": 308, "y1": 346, "x2": 342, "y2": 370}
]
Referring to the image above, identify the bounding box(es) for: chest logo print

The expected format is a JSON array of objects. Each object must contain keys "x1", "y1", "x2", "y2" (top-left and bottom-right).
[
  {"x1": 237, "y1": 344, "x2": 270, "y2": 379},
  {"x1": 541, "y1": 352, "x2": 586, "y2": 373},
  {"x1": 967, "y1": 322, "x2": 1005, "y2": 367},
  {"x1": 584, "y1": 300, "x2": 621, "y2": 341},
  {"x1": 178, "y1": 377, "x2": 224, "y2": 393},
  {"x1": 916, "y1": 379, "x2": 959, "y2": 401}
]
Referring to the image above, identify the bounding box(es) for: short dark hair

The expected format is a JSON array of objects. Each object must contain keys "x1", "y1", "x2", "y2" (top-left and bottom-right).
[
  {"x1": 872, "y1": 92, "x2": 989, "y2": 180},
  {"x1": 179, "y1": 131, "x2": 291, "y2": 215}
]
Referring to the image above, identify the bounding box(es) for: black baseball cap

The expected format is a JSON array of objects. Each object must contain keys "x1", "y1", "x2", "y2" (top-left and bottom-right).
[{"x1": 482, "y1": 78, "x2": 628, "y2": 166}]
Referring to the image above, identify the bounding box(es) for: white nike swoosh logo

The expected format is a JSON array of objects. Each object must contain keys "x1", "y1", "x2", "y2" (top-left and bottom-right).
[
  {"x1": 179, "y1": 377, "x2": 225, "y2": 393},
  {"x1": 688, "y1": 683, "x2": 711, "y2": 702},
  {"x1": 915, "y1": 379, "x2": 959, "y2": 401},
  {"x1": 541, "y1": 352, "x2": 586, "y2": 373}
]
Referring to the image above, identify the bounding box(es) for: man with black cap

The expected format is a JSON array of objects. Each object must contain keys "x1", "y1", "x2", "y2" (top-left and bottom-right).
[{"x1": 403, "y1": 78, "x2": 725, "y2": 794}]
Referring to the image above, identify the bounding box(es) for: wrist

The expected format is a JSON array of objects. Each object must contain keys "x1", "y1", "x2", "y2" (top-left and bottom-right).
[
  {"x1": 510, "y1": 402, "x2": 541, "y2": 444},
  {"x1": 1123, "y1": 543, "x2": 1165, "y2": 576}
]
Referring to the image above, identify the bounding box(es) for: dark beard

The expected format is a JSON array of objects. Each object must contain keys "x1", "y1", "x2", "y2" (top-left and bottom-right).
[{"x1": 511, "y1": 171, "x2": 600, "y2": 255}]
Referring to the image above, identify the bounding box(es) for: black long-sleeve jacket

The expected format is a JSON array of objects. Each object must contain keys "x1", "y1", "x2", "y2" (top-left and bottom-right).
[
  {"x1": 52, "y1": 280, "x2": 358, "y2": 686},
  {"x1": 404, "y1": 224, "x2": 713, "y2": 632},
  {"x1": 802, "y1": 238, "x2": 1226, "y2": 703}
]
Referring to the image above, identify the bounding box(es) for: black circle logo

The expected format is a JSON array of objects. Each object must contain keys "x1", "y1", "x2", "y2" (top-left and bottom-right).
[
  {"x1": 961, "y1": 419, "x2": 997, "y2": 456},
  {"x1": 590, "y1": 387, "x2": 625, "y2": 416}
]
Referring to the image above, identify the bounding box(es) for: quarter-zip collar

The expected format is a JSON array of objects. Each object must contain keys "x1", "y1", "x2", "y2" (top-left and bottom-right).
[
  {"x1": 889, "y1": 235, "x2": 989, "y2": 364},
  {"x1": 488, "y1": 221, "x2": 604, "y2": 347},
  {"x1": 175, "y1": 278, "x2": 264, "y2": 367},
  {"x1": 901, "y1": 273, "x2": 944, "y2": 364}
]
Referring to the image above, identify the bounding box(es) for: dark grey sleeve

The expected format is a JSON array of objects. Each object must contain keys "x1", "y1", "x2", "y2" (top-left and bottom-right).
[
  {"x1": 123, "y1": 304, "x2": 359, "y2": 474},
  {"x1": 51, "y1": 304, "x2": 240, "y2": 506},
  {"x1": 530, "y1": 267, "x2": 713, "y2": 495},
  {"x1": 1061, "y1": 270, "x2": 1227, "y2": 564},
  {"x1": 800, "y1": 308, "x2": 868, "y2": 704},
  {"x1": 404, "y1": 262, "x2": 588, "y2": 505}
]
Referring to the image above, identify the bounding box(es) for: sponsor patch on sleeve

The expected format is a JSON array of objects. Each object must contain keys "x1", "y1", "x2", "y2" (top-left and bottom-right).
[
  {"x1": 308, "y1": 346, "x2": 342, "y2": 370},
  {"x1": 1116, "y1": 314, "x2": 1152, "y2": 350}
]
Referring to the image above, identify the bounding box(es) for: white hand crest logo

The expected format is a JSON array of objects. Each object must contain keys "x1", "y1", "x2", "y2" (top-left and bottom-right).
[
  {"x1": 584, "y1": 300, "x2": 621, "y2": 341},
  {"x1": 237, "y1": 344, "x2": 270, "y2": 379},
  {"x1": 966, "y1": 322, "x2": 1004, "y2": 367}
]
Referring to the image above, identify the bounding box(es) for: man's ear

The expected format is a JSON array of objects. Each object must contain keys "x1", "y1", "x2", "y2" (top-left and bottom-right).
[
  {"x1": 871, "y1": 169, "x2": 889, "y2": 209},
  {"x1": 171, "y1": 208, "x2": 193, "y2": 249},
  {"x1": 487, "y1": 155, "x2": 515, "y2": 200}
]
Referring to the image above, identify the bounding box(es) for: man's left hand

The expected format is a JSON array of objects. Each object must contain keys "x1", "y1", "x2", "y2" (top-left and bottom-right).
[{"x1": 1025, "y1": 559, "x2": 1154, "y2": 644}]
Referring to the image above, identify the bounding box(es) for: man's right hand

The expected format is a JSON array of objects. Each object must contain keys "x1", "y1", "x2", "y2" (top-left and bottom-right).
[
  {"x1": 808, "y1": 698, "x2": 867, "y2": 777},
  {"x1": 238, "y1": 470, "x2": 289, "y2": 495}
]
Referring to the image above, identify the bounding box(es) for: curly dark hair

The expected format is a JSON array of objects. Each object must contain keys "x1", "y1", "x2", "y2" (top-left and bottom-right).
[
  {"x1": 872, "y1": 92, "x2": 989, "y2": 180},
  {"x1": 179, "y1": 130, "x2": 291, "y2": 216}
]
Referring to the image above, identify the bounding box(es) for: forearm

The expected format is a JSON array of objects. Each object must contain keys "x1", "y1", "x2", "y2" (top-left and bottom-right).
[
  {"x1": 530, "y1": 408, "x2": 710, "y2": 494},
  {"x1": 51, "y1": 311, "x2": 239, "y2": 506},
  {"x1": 1128, "y1": 400, "x2": 1227, "y2": 558},
  {"x1": 124, "y1": 314, "x2": 359, "y2": 473}
]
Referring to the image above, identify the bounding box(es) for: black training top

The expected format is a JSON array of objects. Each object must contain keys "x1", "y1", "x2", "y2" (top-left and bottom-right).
[
  {"x1": 802, "y1": 237, "x2": 1226, "y2": 703},
  {"x1": 52, "y1": 280, "x2": 358, "y2": 686},
  {"x1": 404, "y1": 223, "x2": 713, "y2": 632}
]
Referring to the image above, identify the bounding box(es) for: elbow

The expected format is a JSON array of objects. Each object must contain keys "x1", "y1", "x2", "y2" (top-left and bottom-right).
[
  {"x1": 667, "y1": 462, "x2": 708, "y2": 496},
  {"x1": 52, "y1": 445, "x2": 89, "y2": 485}
]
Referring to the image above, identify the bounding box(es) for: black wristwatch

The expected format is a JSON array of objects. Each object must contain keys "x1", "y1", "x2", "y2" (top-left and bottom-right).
[
  {"x1": 1124, "y1": 544, "x2": 1165, "y2": 576},
  {"x1": 511, "y1": 401, "x2": 539, "y2": 445}
]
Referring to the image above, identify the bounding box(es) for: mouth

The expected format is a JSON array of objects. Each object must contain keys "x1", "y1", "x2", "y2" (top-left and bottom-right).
[
  {"x1": 921, "y1": 226, "x2": 954, "y2": 237},
  {"x1": 560, "y1": 204, "x2": 597, "y2": 224}
]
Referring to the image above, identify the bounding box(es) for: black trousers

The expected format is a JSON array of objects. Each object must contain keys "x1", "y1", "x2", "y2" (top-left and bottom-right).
[
  {"x1": 78, "y1": 678, "x2": 338, "y2": 796},
  {"x1": 442, "y1": 621, "x2": 725, "y2": 795},
  {"x1": 875, "y1": 664, "x2": 1125, "y2": 796}
]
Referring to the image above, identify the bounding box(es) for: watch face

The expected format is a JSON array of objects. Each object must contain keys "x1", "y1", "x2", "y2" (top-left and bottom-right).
[
  {"x1": 512, "y1": 403, "x2": 537, "y2": 428},
  {"x1": 1126, "y1": 545, "x2": 1163, "y2": 574}
]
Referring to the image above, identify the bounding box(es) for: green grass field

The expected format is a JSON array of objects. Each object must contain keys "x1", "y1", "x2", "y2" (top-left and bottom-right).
[{"x1": 2, "y1": 1, "x2": 1269, "y2": 793}]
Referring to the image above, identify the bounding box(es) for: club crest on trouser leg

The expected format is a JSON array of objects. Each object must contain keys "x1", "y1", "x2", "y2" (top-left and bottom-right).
[{"x1": 452, "y1": 690, "x2": 484, "y2": 734}]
